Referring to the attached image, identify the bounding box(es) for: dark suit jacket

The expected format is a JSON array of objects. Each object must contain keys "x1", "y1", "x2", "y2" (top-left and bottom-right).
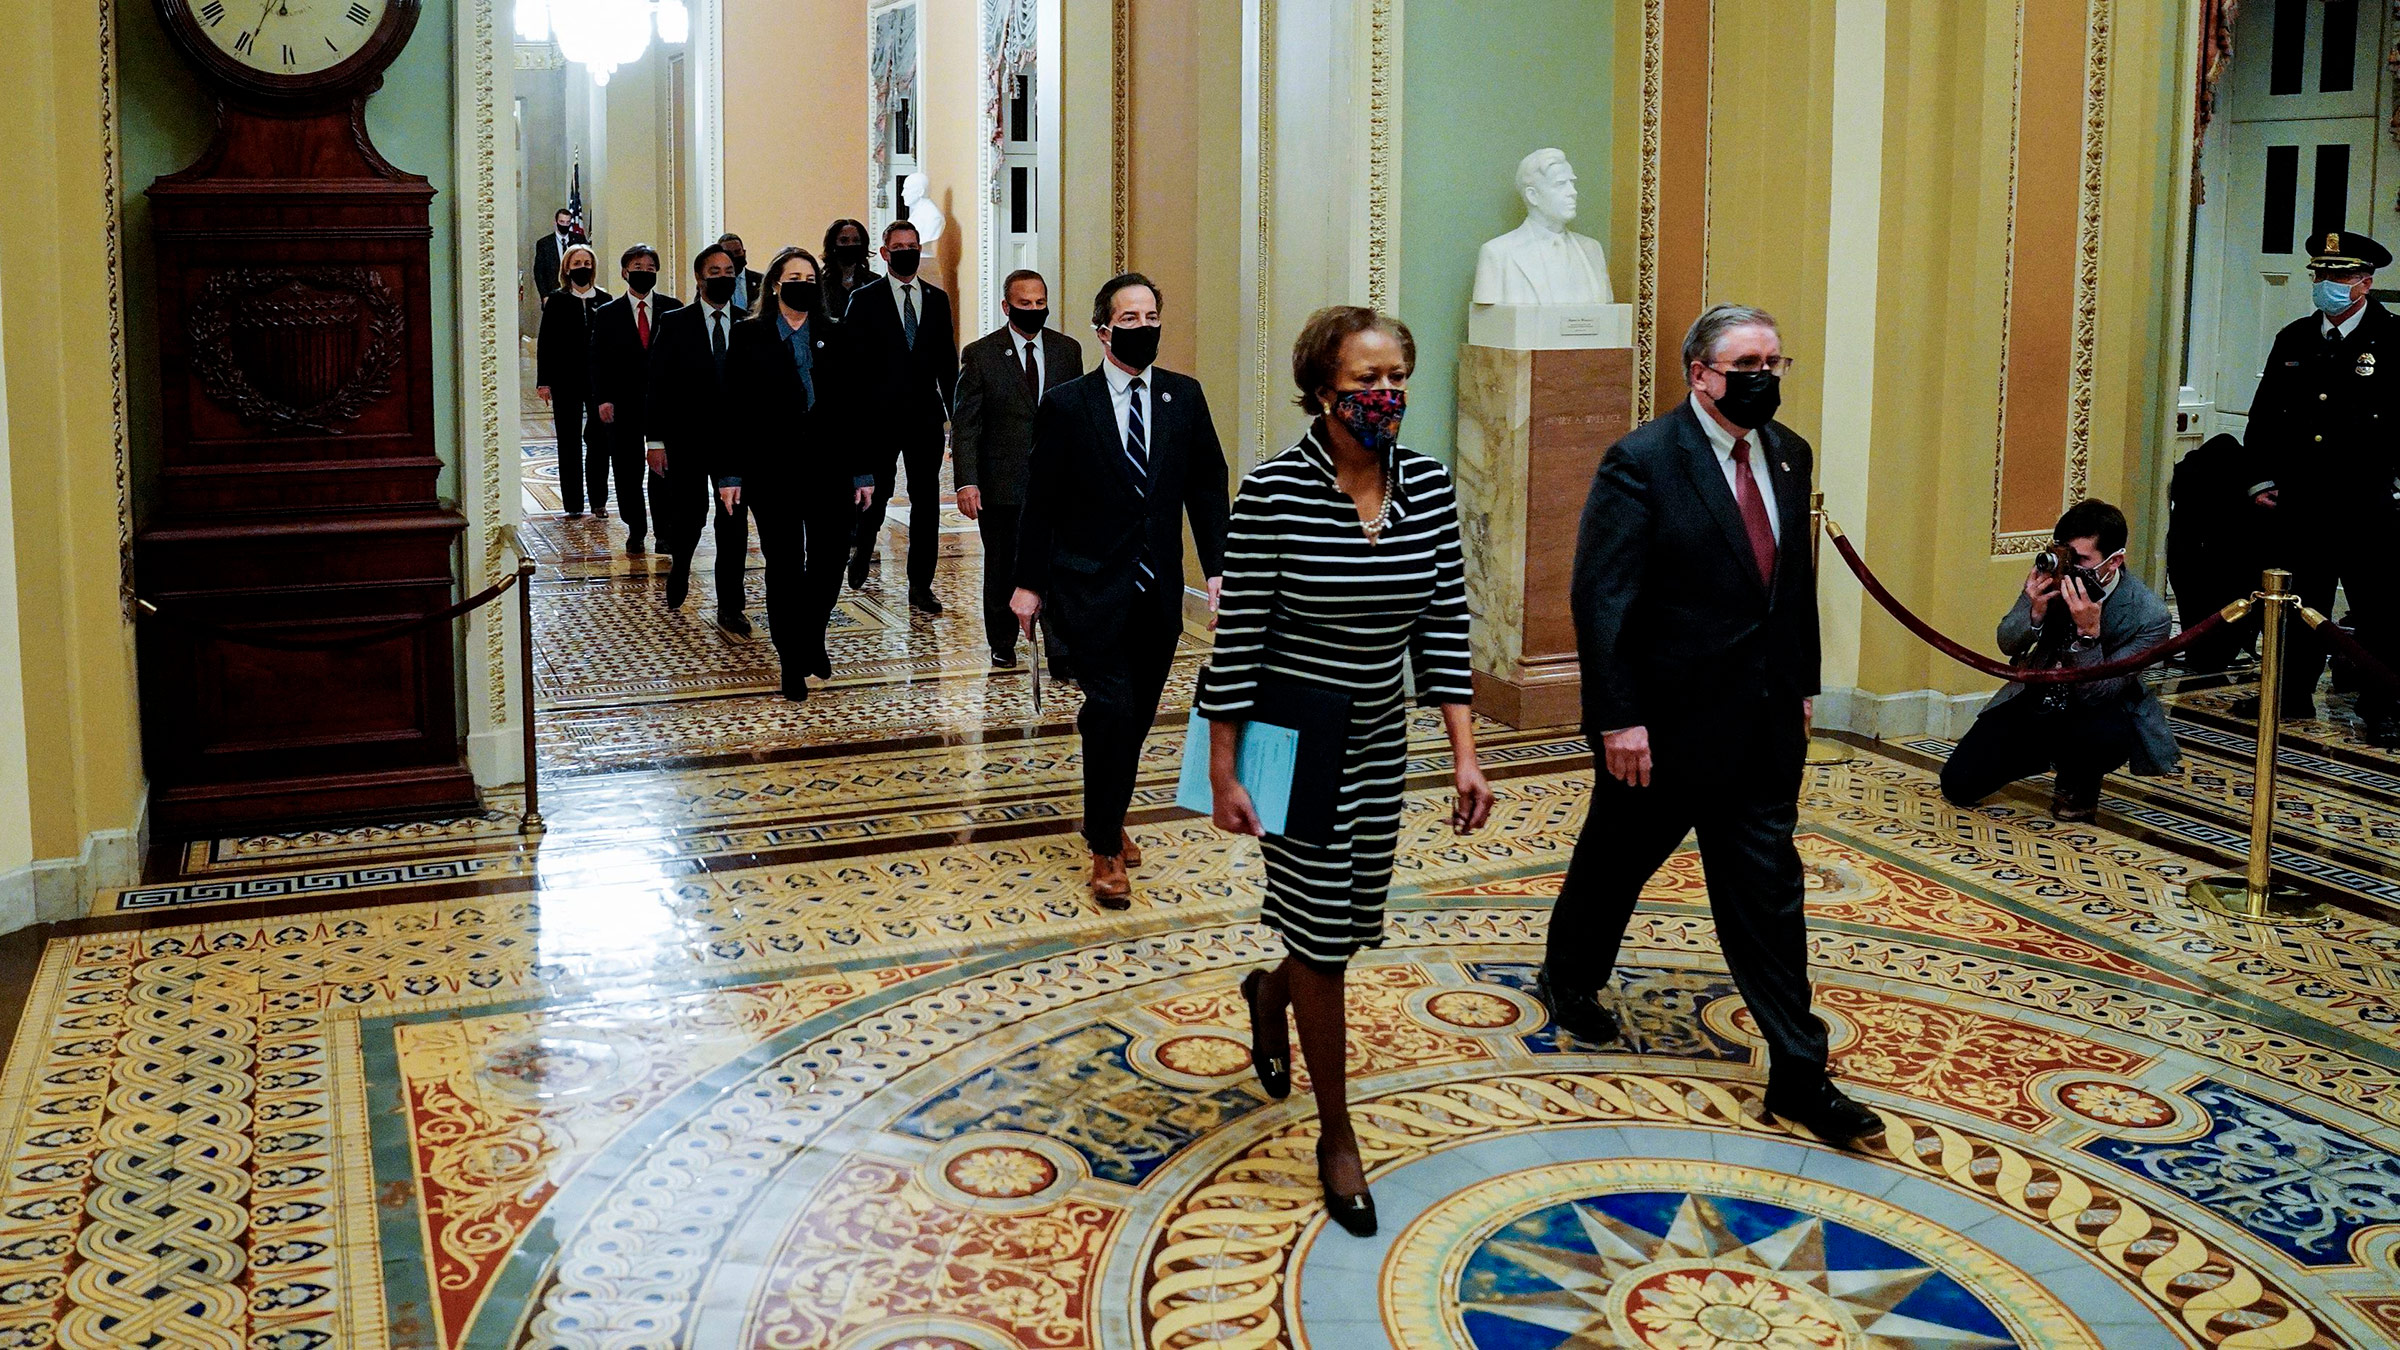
[
  {"x1": 842, "y1": 275, "x2": 959, "y2": 437},
  {"x1": 533, "y1": 233, "x2": 566, "y2": 299},
  {"x1": 954, "y1": 325, "x2": 1086, "y2": 507},
  {"x1": 1572, "y1": 399, "x2": 1819, "y2": 755},
  {"x1": 589, "y1": 290, "x2": 684, "y2": 440},
  {"x1": 534, "y1": 287, "x2": 612, "y2": 396},
  {"x1": 2245, "y1": 300, "x2": 2400, "y2": 517},
  {"x1": 824, "y1": 264, "x2": 881, "y2": 323},
  {"x1": 724, "y1": 311, "x2": 865, "y2": 504},
  {"x1": 643, "y1": 301, "x2": 747, "y2": 469},
  {"x1": 1016, "y1": 365, "x2": 1231, "y2": 639},
  {"x1": 732, "y1": 268, "x2": 766, "y2": 315}
]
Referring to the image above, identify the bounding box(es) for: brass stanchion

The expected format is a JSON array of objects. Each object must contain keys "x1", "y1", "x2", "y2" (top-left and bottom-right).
[
  {"x1": 1805, "y1": 492, "x2": 1853, "y2": 765},
  {"x1": 506, "y1": 527, "x2": 545, "y2": 836},
  {"x1": 2188, "y1": 568, "x2": 2316, "y2": 918}
]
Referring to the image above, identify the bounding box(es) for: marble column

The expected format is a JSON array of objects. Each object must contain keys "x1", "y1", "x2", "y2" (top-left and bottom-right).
[{"x1": 1455, "y1": 343, "x2": 1634, "y2": 728}]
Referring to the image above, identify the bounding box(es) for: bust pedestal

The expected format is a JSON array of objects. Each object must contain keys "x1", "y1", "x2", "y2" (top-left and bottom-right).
[{"x1": 1455, "y1": 317, "x2": 1635, "y2": 728}]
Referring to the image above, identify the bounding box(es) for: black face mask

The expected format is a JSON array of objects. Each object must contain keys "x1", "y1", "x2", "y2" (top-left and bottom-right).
[
  {"x1": 887, "y1": 248, "x2": 922, "y2": 278},
  {"x1": 624, "y1": 270, "x2": 658, "y2": 295},
  {"x1": 1711, "y1": 369, "x2": 1782, "y2": 429},
  {"x1": 566, "y1": 266, "x2": 596, "y2": 288},
  {"x1": 835, "y1": 242, "x2": 869, "y2": 266},
  {"x1": 780, "y1": 279, "x2": 821, "y2": 312},
  {"x1": 703, "y1": 274, "x2": 738, "y2": 305},
  {"x1": 1008, "y1": 305, "x2": 1048, "y2": 335},
  {"x1": 1108, "y1": 323, "x2": 1161, "y2": 370},
  {"x1": 727, "y1": 254, "x2": 747, "y2": 272}
]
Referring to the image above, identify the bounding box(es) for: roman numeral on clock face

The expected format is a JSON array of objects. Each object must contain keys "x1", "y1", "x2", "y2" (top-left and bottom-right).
[
  {"x1": 347, "y1": 3, "x2": 372, "y2": 23},
  {"x1": 198, "y1": 0, "x2": 225, "y2": 24},
  {"x1": 282, "y1": 43, "x2": 296, "y2": 66},
  {"x1": 232, "y1": 29, "x2": 253, "y2": 53}
]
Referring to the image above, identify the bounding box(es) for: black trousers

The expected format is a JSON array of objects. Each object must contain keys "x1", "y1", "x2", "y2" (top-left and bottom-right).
[
  {"x1": 659, "y1": 459, "x2": 749, "y2": 614},
  {"x1": 855, "y1": 430, "x2": 947, "y2": 590},
  {"x1": 1939, "y1": 694, "x2": 2138, "y2": 805},
  {"x1": 751, "y1": 490, "x2": 857, "y2": 671},
  {"x1": 1067, "y1": 586, "x2": 1183, "y2": 854},
  {"x1": 554, "y1": 392, "x2": 610, "y2": 515},
  {"x1": 607, "y1": 422, "x2": 665, "y2": 547},
  {"x1": 2284, "y1": 521, "x2": 2398, "y2": 719},
  {"x1": 1546, "y1": 703, "x2": 1830, "y2": 1086},
  {"x1": 975, "y1": 504, "x2": 1069, "y2": 668}
]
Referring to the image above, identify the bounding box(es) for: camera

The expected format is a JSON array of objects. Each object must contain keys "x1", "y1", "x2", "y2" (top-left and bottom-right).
[{"x1": 2034, "y1": 549, "x2": 2104, "y2": 595}]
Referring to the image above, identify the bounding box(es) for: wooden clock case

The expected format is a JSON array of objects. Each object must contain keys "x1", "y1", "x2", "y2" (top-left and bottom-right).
[{"x1": 136, "y1": 1, "x2": 481, "y2": 830}]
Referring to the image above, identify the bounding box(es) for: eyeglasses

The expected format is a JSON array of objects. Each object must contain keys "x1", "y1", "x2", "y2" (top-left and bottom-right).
[{"x1": 1705, "y1": 357, "x2": 1797, "y2": 377}]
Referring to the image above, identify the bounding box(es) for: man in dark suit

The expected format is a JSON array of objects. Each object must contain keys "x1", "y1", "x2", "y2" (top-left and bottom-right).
[
  {"x1": 591, "y1": 243, "x2": 683, "y2": 557},
  {"x1": 2243, "y1": 229, "x2": 2400, "y2": 741},
  {"x1": 532, "y1": 207, "x2": 574, "y2": 303},
  {"x1": 843, "y1": 219, "x2": 959, "y2": 611},
  {"x1": 644, "y1": 242, "x2": 751, "y2": 627},
  {"x1": 1012, "y1": 272, "x2": 1230, "y2": 908},
  {"x1": 718, "y1": 233, "x2": 766, "y2": 316},
  {"x1": 1539, "y1": 303, "x2": 1878, "y2": 1145},
  {"x1": 955, "y1": 268, "x2": 1085, "y2": 669}
]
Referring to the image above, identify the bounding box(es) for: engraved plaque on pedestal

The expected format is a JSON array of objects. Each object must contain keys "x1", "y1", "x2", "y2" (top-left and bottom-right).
[{"x1": 1455, "y1": 343, "x2": 1634, "y2": 729}]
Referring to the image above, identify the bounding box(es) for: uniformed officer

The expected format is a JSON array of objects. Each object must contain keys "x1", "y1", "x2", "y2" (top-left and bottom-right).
[{"x1": 2245, "y1": 228, "x2": 2400, "y2": 744}]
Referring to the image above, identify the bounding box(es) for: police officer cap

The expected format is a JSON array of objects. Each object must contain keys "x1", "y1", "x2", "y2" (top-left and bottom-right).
[{"x1": 2308, "y1": 229, "x2": 2393, "y2": 272}]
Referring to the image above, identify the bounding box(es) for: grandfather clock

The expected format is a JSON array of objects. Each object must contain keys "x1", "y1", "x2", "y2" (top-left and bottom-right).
[{"x1": 136, "y1": 0, "x2": 479, "y2": 829}]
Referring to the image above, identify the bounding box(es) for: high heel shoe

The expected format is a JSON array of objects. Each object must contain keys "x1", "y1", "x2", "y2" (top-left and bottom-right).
[
  {"x1": 1239, "y1": 970, "x2": 1290, "y2": 1099},
  {"x1": 1317, "y1": 1139, "x2": 1377, "y2": 1238}
]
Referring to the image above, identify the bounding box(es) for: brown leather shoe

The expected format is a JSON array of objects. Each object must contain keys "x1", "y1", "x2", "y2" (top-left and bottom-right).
[
  {"x1": 1120, "y1": 832, "x2": 1143, "y2": 870},
  {"x1": 1090, "y1": 852, "x2": 1131, "y2": 909}
]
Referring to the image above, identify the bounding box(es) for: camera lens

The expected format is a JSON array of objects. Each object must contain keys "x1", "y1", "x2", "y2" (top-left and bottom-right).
[{"x1": 2034, "y1": 550, "x2": 2061, "y2": 574}]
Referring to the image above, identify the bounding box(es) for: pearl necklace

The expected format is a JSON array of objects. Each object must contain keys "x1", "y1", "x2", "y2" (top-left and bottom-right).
[{"x1": 1359, "y1": 463, "x2": 1397, "y2": 545}]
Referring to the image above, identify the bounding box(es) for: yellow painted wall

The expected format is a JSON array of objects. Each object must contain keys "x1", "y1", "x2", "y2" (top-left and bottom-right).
[
  {"x1": 921, "y1": 0, "x2": 982, "y2": 320},
  {"x1": 600, "y1": 57, "x2": 668, "y2": 264},
  {"x1": 1059, "y1": 0, "x2": 1114, "y2": 368},
  {"x1": 722, "y1": 0, "x2": 869, "y2": 255},
  {"x1": 0, "y1": 0, "x2": 145, "y2": 863}
]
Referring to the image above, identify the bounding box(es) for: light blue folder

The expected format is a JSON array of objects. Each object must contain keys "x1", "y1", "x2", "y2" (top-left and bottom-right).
[{"x1": 1175, "y1": 713, "x2": 1299, "y2": 835}]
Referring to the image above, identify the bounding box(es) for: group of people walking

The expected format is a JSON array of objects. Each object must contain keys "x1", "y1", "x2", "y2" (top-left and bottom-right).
[
  {"x1": 532, "y1": 215, "x2": 956, "y2": 698},
  {"x1": 539, "y1": 207, "x2": 1883, "y2": 1241}
]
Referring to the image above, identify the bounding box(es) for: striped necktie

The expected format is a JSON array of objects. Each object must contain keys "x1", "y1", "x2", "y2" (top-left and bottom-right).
[{"x1": 1126, "y1": 377, "x2": 1154, "y2": 590}]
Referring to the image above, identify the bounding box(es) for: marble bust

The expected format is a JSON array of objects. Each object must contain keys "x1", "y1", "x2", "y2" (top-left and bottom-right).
[{"x1": 1473, "y1": 148, "x2": 1614, "y2": 307}]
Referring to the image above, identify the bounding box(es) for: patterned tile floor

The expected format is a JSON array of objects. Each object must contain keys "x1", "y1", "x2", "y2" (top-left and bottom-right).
[{"x1": 11, "y1": 485, "x2": 2400, "y2": 1347}]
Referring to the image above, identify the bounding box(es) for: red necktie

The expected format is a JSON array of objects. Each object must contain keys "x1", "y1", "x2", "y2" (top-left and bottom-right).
[
  {"x1": 636, "y1": 299, "x2": 651, "y2": 347},
  {"x1": 1731, "y1": 437, "x2": 1777, "y2": 588}
]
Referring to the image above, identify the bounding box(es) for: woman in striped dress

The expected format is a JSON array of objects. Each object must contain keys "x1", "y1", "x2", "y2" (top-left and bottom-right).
[{"x1": 1196, "y1": 306, "x2": 1494, "y2": 1237}]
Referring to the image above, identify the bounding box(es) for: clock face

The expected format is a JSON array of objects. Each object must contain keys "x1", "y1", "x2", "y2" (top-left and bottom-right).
[{"x1": 187, "y1": 0, "x2": 393, "y2": 77}]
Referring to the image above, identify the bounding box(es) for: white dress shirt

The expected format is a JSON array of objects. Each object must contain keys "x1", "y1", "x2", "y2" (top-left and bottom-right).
[
  {"x1": 1102, "y1": 354, "x2": 1154, "y2": 450},
  {"x1": 1695, "y1": 402, "x2": 1780, "y2": 543},
  {"x1": 2325, "y1": 302, "x2": 2368, "y2": 341},
  {"x1": 645, "y1": 302, "x2": 738, "y2": 452}
]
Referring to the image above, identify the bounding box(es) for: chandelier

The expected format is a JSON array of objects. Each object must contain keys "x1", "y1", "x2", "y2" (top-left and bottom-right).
[{"x1": 516, "y1": 0, "x2": 691, "y2": 85}]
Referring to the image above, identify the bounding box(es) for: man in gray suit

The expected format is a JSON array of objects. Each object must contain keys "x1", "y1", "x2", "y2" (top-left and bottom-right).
[
  {"x1": 1941, "y1": 499, "x2": 2177, "y2": 821},
  {"x1": 954, "y1": 269, "x2": 1086, "y2": 668}
]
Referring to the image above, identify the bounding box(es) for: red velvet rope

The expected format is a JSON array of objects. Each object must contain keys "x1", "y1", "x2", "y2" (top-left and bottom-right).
[
  {"x1": 2301, "y1": 608, "x2": 2400, "y2": 696},
  {"x1": 1823, "y1": 527, "x2": 2246, "y2": 685},
  {"x1": 138, "y1": 571, "x2": 522, "y2": 653}
]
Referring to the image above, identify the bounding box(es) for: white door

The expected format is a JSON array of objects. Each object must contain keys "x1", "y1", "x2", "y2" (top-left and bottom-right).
[{"x1": 2203, "y1": 0, "x2": 2389, "y2": 429}]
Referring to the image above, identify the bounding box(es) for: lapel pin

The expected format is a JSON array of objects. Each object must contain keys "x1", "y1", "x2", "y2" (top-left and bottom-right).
[
  {"x1": 1162, "y1": 391, "x2": 1173, "y2": 403},
  {"x1": 1778, "y1": 460, "x2": 1790, "y2": 472}
]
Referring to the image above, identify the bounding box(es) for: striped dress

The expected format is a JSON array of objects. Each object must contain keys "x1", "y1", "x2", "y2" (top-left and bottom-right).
[{"x1": 1195, "y1": 428, "x2": 1475, "y2": 963}]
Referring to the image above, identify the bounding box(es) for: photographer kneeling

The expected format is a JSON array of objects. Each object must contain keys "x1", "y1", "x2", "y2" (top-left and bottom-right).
[{"x1": 1941, "y1": 500, "x2": 2179, "y2": 822}]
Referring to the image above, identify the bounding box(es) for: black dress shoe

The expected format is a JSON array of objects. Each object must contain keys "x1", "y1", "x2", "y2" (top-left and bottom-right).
[
  {"x1": 2231, "y1": 694, "x2": 2317, "y2": 722},
  {"x1": 1762, "y1": 1079, "x2": 1881, "y2": 1145},
  {"x1": 1534, "y1": 964, "x2": 1621, "y2": 1045},
  {"x1": 1316, "y1": 1140, "x2": 1377, "y2": 1238},
  {"x1": 992, "y1": 649, "x2": 1018, "y2": 669},
  {"x1": 719, "y1": 611, "x2": 752, "y2": 636},
  {"x1": 664, "y1": 570, "x2": 690, "y2": 609},
  {"x1": 1239, "y1": 969, "x2": 1291, "y2": 1100},
  {"x1": 780, "y1": 674, "x2": 808, "y2": 702},
  {"x1": 627, "y1": 539, "x2": 647, "y2": 557},
  {"x1": 847, "y1": 551, "x2": 874, "y2": 589},
  {"x1": 813, "y1": 647, "x2": 835, "y2": 680},
  {"x1": 2369, "y1": 716, "x2": 2400, "y2": 749},
  {"x1": 909, "y1": 588, "x2": 944, "y2": 615}
]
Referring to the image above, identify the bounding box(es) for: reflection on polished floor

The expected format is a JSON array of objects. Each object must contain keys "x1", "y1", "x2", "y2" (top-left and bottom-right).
[{"x1": 6, "y1": 450, "x2": 2400, "y2": 1349}]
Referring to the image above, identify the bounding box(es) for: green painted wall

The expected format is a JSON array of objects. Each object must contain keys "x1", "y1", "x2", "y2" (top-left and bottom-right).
[
  {"x1": 1399, "y1": 0, "x2": 1616, "y2": 464},
  {"x1": 117, "y1": 0, "x2": 461, "y2": 512}
]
